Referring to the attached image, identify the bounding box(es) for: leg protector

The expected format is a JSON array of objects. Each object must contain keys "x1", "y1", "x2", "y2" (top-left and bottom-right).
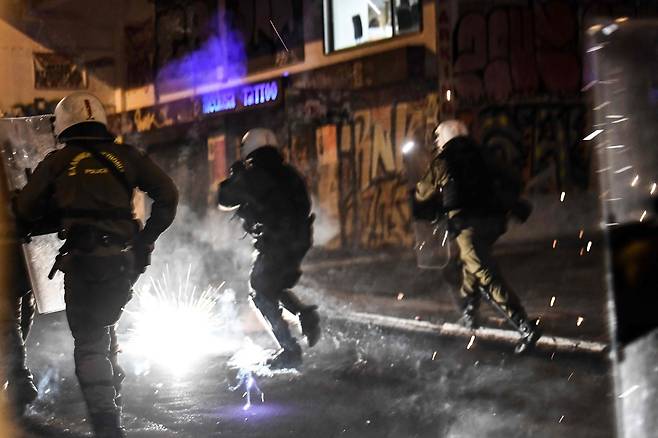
[
  {"x1": 458, "y1": 294, "x2": 480, "y2": 330},
  {"x1": 478, "y1": 286, "x2": 541, "y2": 353},
  {"x1": 279, "y1": 290, "x2": 321, "y2": 347},
  {"x1": 109, "y1": 325, "x2": 125, "y2": 409},
  {"x1": 90, "y1": 411, "x2": 126, "y2": 438},
  {"x1": 20, "y1": 291, "x2": 36, "y2": 342},
  {"x1": 250, "y1": 292, "x2": 300, "y2": 352},
  {"x1": 6, "y1": 368, "x2": 38, "y2": 413},
  {"x1": 71, "y1": 325, "x2": 120, "y2": 417}
]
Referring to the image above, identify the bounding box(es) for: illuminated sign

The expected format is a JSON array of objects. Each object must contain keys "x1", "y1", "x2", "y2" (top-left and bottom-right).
[
  {"x1": 202, "y1": 91, "x2": 236, "y2": 114},
  {"x1": 242, "y1": 81, "x2": 279, "y2": 107},
  {"x1": 202, "y1": 80, "x2": 280, "y2": 115}
]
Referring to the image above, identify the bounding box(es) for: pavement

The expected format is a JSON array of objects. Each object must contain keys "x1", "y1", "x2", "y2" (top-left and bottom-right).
[{"x1": 301, "y1": 233, "x2": 609, "y2": 345}]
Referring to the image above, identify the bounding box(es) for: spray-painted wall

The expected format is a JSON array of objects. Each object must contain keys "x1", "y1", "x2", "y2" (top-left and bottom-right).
[
  {"x1": 316, "y1": 96, "x2": 438, "y2": 249},
  {"x1": 450, "y1": 0, "x2": 658, "y2": 193}
]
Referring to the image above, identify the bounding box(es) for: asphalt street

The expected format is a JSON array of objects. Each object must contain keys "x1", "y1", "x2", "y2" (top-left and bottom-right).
[{"x1": 16, "y1": 307, "x2": 613, "y2": 437}]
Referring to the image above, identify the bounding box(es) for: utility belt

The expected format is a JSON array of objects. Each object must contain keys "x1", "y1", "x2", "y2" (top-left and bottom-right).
[
  {"x1": 63, "y1": 226, "x2": 131, "y2": 252},
  {"x1": 48, "y1": 223, "x2": 136, "y2": 280}
]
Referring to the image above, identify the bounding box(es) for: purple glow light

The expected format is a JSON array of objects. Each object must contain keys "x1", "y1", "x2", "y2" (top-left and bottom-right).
[
  {"x1": 157, "y1": 19, "x2": 247, "y2": 93},
  {"x1": 214, "y1": 402, "x2": 296, "y2": 421}
]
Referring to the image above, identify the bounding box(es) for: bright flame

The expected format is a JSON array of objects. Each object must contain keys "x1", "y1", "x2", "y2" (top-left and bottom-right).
[{"x1": 124, "y1": 265, "x2": 229, "y2": 374}]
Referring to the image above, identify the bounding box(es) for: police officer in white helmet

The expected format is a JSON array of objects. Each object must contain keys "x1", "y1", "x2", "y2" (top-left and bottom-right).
[
  {"x1": 414, "y1": 119, "x2": 539, "y2": 354},
  {"x1": 14, "y1": 92, "x2": 178, "y2": 437},
  {"x1": 218, "y1": 128, "x2": 320, "y2": 369}
]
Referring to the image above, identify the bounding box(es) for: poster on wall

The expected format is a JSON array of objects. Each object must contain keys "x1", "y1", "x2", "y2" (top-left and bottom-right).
[
  {"x1": 0, "y1": 116, "x2": 65, "y2": 314},
  {"x1": 207, "y1": 133, "x2": 227, "y2": 193},
  {"x1": 33, "y1": 53, "x2": 87, "y2": 90}
]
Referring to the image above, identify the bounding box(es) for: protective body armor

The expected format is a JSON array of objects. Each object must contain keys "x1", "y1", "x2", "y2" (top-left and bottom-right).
[
  {"x1": 439, "y1": 136, "x2": 499, "y2": 215},
  {"x1": 218, "y1": 146, "x2": 313, "y2": 252}
]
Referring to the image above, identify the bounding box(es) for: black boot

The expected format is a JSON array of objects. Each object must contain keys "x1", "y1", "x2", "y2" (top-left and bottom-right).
[
  {"x1": 299, "y1": 306, "x2": 321, "y2": 347},
  {"x1": 513, "y1": 316, "x2": 542, "y2": 354},
  {"x1": 267, "y1": 344, "x2": 303, "y2": 370},
  {"x1": 458, "y1": 296, "x2": 479, "y2": 329},
  {"x1": 7, "y1": 368, "x2": 38, "y2": 414},
  {"x1": 252, "y1": 292, "x2": 304, "y2": 368},
  {"x1": 90, "y1": 412, "x2": 125, "y2": 438}
]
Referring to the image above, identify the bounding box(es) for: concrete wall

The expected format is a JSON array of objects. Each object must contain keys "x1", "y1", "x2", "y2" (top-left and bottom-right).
[{"x1": 0, "y1": 0, "x2": 151, "y2": 116}]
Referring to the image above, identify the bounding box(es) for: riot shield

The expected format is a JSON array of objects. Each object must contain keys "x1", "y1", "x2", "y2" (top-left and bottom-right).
[
  {"x1": 0, "y1": 116, "x2": 65, "y2": 314},
  {"x1": 401, "y1": 141, "x2": 454, "y2": 270}
]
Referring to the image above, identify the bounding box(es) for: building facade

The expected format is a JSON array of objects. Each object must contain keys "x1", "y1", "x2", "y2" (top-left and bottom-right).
[{"x1": 3, "y1": 0, "x2": 654, "y2": 250}]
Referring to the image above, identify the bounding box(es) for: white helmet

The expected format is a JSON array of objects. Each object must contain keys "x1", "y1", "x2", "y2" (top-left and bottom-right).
[
  {"x1": 53, "y1": 92, "x2": 108, "y2": 139},
  {"x1": 434, "y1": 119, "x2": 469, "y2": 152},
  {"x1": 241, "y1": 128, "x2": 278, "y2": 158}
]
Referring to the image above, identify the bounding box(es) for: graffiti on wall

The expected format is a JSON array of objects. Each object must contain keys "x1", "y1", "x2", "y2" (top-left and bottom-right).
[
  {"x1": 453, "y1": 1, "x2": 581, "y2": 104},
  {"x1": 470, "y1": 103, "x2": 587, "y2": 193},
  {"x1": 450, "y1": 0, "x2": 606, "y2": 191},
  {"x1": 310, "y1": 97, "x2": 437, "y2": 249}
]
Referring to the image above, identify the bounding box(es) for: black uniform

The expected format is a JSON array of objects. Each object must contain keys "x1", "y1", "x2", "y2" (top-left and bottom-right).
[
  {"x1": 0, "y1": 154, "x2": 38, "y2": 414},
  {"x1": 14, "y1": 123, "x2": 178, "y2": 436},
  {"x1": 0, "y1": 241, "x2": 38, "y2": 412},
  {"x1": 217, "y1": 146, "x2": 318, "y2": 366}
]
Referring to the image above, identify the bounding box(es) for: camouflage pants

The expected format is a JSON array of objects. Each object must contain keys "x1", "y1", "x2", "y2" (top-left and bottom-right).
[
  {"x1": 455, "y1": 217, "x2": 524, "y2": 318},
  {"x1": 63, "y1": 253, "x2": 134, "y2": 416}
]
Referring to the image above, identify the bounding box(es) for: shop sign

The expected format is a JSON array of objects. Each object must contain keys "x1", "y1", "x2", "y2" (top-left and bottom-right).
[{"x1": 202, "y1": 80, "x2": 280, "y2": 115}]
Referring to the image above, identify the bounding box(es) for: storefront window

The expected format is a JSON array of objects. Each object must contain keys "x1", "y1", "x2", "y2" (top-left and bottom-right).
[{"x1": 324, "y1": 0, "x2": 421, "y2": 53}]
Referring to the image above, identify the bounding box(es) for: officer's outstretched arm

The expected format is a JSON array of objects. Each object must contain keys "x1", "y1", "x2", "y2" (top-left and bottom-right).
[
  {"x1": 134, "y1": 153, "x2": 178, "y2": 244},
  {"x1": 14, "y1": 154, "x2": 57, "y2": 222}
]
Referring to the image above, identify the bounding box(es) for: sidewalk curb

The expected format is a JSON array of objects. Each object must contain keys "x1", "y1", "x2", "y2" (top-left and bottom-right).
[{"x1": 328, "y1": 310, "x2": 609, "y2": 355}]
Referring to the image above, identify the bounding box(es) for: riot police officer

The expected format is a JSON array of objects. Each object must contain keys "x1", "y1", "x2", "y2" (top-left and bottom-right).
[
  {"x1": 217, "y1": 128, "x2": 320, "y2": 369},
  {"x1": 0, "y1": 252, "x2": 38, "y2": 415},
  {"x1": 14, "y1": 92, "x2": 178, "y2": 437},
  {"x1": 0, "y1": 150, "x2": 38, "y2": 416},
  {"x1": 414, "y1": 120, "x2": 540, "y2": 354}
]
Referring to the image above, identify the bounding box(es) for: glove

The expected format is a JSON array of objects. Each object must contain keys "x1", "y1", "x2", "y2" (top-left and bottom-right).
[
  {"x1": 410, "y1": 189, "x2": 441, "y2": 222},
  {"x1": 229, "y1": 160, "x2": 246, "y2": 176},
  {"x1": 447, "y1": 215, "x2": 466, "y2": 239},
  {"x1": 132, "y1": 236, "x2": 154, "y2": 274}
]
